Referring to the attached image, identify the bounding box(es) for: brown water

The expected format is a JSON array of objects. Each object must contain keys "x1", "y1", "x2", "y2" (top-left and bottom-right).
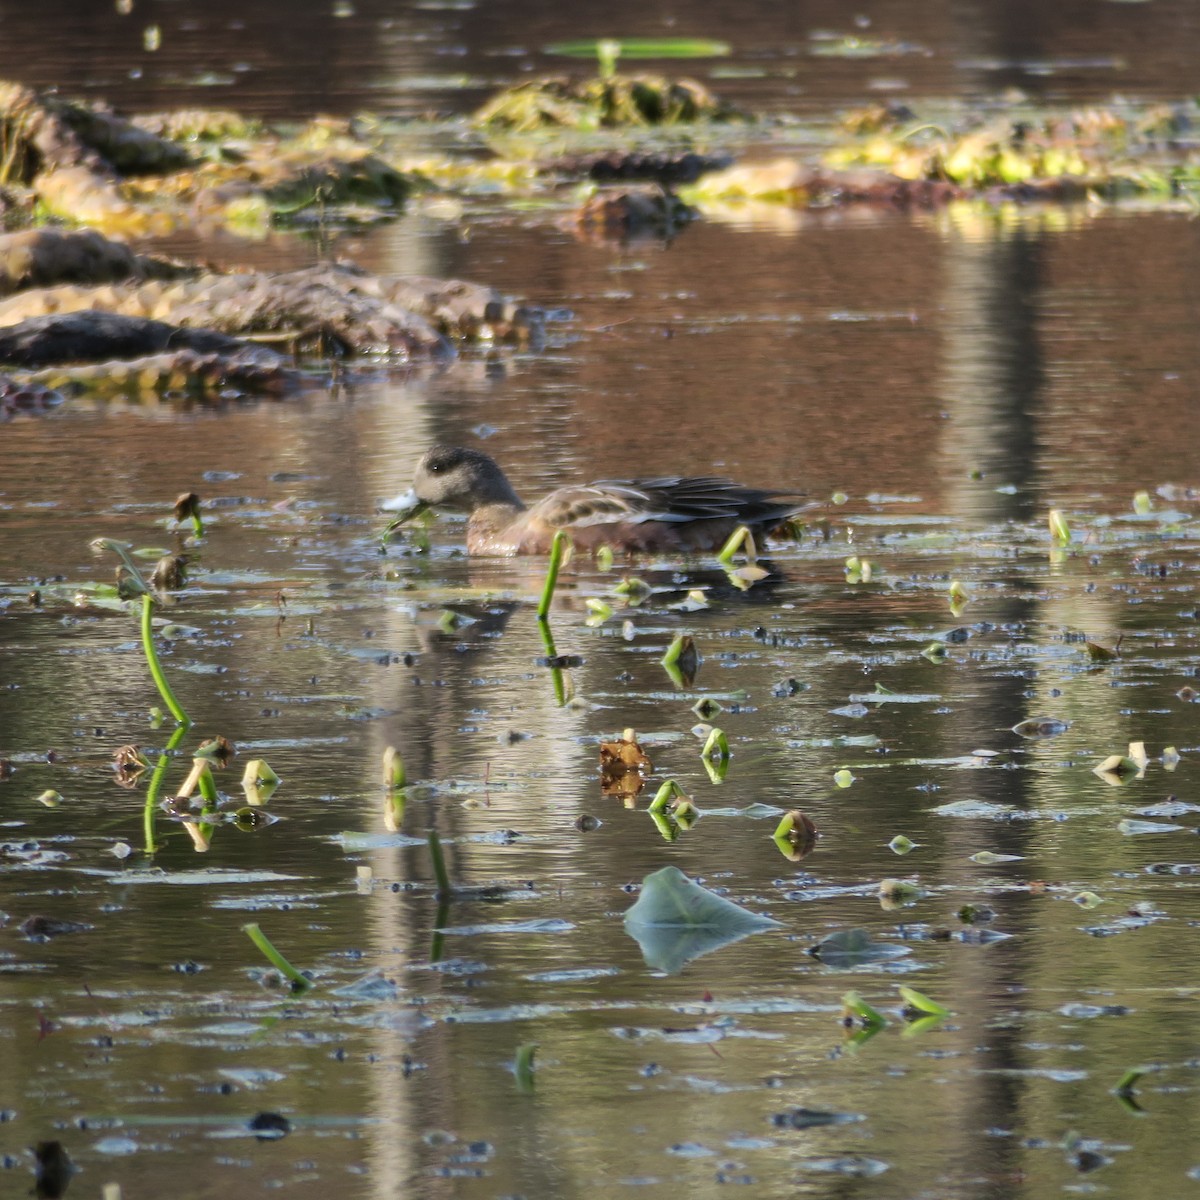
[{"x1": 5, "y1": 5, "x2": 1200, "y2": 1199}]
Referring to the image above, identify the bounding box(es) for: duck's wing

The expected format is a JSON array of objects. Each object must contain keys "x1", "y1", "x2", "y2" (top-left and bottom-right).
[
  {"x1": 608, "y1": 476, "x2": 807, "y2": 525},
  {"x1": 527, "y1": 483, "x2": 662, "y2": 529},
  {"x1": 529, "y1": 477, "x2": 806, "y2": 529}
]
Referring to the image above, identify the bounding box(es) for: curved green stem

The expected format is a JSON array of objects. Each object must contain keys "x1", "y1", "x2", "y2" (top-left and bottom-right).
[
  {"x1": 141, "y1": 594, "x2": 191, "y2": 726},
  {"x1": 142, "y1": 724, "x2": 189, "y2": 854},
  {"x1": 537, "y1": 531, "x2": 570, "y2": 619},
  {"x1": 242, "y1": 922, "x2": 312, "y2": 992}
]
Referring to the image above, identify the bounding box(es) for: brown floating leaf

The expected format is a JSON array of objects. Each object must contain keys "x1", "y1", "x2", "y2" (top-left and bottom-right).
[
  {"x1": 599, "y1": 729, "x2": 652, "y2": 800},
  {"x1": 112, "y1": 743, "x2": 149, "y2": 787}
]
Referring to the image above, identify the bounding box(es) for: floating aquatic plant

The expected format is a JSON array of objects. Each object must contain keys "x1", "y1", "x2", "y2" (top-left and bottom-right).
[
  {"x1": 661, "y1": 632, "x2": 700, "y2": 687},
  {"x1": 241, "y1": 758, "x2": 280, "y2": 806},
  {"x1": 599, "y1": 729, "x2": 651, "y2": 802},
  {"x1": 544, "y1": 36, "x2": 731, "y2": 79},
  {"x1": 772, "y1": 810, "x2": 817, "y2": 861},
  {"x1": 514, "y1": 1042, "x2": 538, "y2": 1093},
  {"x1": 647, "y1": 778, "x2": 688, "y2": 815},
  {"x1": 623, "y1": 865, "x2": 781, "y2": 972},
  {"x1": 1048, "y1": 509, "x2": 1071, "y2": 545}
]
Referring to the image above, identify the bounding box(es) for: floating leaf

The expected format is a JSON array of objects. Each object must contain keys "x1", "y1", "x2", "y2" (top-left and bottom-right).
[
  {"x1": 381, "y1": 746, "x2": 406, "y2": 788},
  {"x1": 1072, "y1": 891, "x2": 1104, "y2": 909},
  {"x1": 599, "y1": 730, "x2": 651, "y2": 799},
  {"x1": 878, "y1": 878, "x2": 923, "y2": 909},
  {"x1": 661, "y1": 633, "x2": 700, "y2": 687},
  {"x1": 888, "y1": 835, "x2": 916, "y2": 855},
  {"x1": 1132, "y1": 490, "x2": 1153, "y2": 515},
  {"x1": 969, "y1": 851, "x2": 1024, "y2": 865},
  {"x1": 772, "y1": 810, "x2": 817, "y2": 860},
  {"x1": 921, "y1": 641, "x2": 947, "y2": 663},
  {"x1": 898, "y1": 985, "x2": 949, "y2": 1017},
  {"x1": 844, "y1": 555, "x2": 875, "y2": 583},
  {"x1": 1163, "y1": 746, "x2": 1180, "y2": 770},
  {"x1": 1114, "y1": 1066, "x2": 1145, "y2": 1096},
  {"x1": 544, "y1": 36, "x2": 731, "y2": 60},
  {"x1": 1093, "y1": 755, "x2": 1143, "y2": 784},
  {"x1": 841, "y1": 990, "x2": 888, "y2": 1029},
  {"x1": 1117, "y1": 819, "x2": 1185, "y2": 836},
  {"x1": 1084, "y1": 639, "x2": 1120, "y2": 662},
  {"x1": 833, "y1": 768, "x2": 855, "y2": 788},
  {"x1": 648, "y1": 779, "x2": 688, "y2": 815},
  {"x1": 701, "y1": 726, "x2": 730, "y2": 763},
  {"x1": 957, "y1": 903, "x2": 995, "y2": 924},
  {"x1": 1011, "y1": 718, "x2": 1069, "y2": 738},
  {"x1": 811, "y1": 928, "x2": 911, "y2": 967},
  {"x1": 1048, "y1": 509, "x2": 1071, "y2": 544},
  {"x1": 585, "y1": 598, "x2": 613, "y2": 625},
  {"x1": 623, "y1": 866, "x2": 781, "y2": 973},
  {"x1": 670, "y1": 589, "x2": 709, "y2": 612}
]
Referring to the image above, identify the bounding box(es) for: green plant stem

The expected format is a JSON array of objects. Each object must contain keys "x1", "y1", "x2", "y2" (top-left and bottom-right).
[
  {"x1": 196, "y1": 761, "x2": 219, "y2": 807},
  {"x1": 536, "y1": 617, "x2": 566, "y2": 706},
  {"x1": 537, "y1": 530, "x2": 570, "y2": 619},
  {"x1": 142, "y1": 724, "x2": 189, "y2": 854},
  {"x1": 514, "y1": 1042, "x2": 538, "y2": 1092},
  {"x1": 428, "y1": 828, "x2": 452, "y2": 898},
  {"x1": 430, "y1": 899, "x2": 450, "y2": 965},
  {"x1": 141, "y1": 594, "x2": 190, "y2": 726},
  {"x1": 242, "y1": 922, "x2": 312, "y2": 992}
]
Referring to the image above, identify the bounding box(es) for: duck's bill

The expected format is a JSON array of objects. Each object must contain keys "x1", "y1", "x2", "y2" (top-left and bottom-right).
[{"x1": 379, "y1": 489, "x2": 430, "y2": 521}]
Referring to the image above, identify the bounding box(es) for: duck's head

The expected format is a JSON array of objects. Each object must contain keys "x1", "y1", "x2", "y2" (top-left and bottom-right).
[{"x1": 380, "y1": 445, "x2": 524, "y2": 522}]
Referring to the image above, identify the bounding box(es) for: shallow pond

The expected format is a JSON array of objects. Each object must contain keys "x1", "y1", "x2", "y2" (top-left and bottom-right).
[{"x1": 4, "y1": 4, "x2": 1200, "y2": 1199}]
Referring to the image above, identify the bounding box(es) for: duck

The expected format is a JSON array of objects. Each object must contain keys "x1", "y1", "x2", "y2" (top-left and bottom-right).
[{"x1": 381, "y1": 445, "x2": 807, "y2": 556}]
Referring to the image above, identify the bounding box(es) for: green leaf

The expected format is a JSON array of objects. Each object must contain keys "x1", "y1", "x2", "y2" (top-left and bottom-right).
[
  {"x1": 545, "y1": 37, "x2": 730, "y2": 62},
  {"x1": 898, "y1": 985, "x2": 949, "y2": 1017},
  {"x1": 812, "y1": 928, "x2": 910, "y2": 967},
  {"x1": 623, "y1": 866, "x2": 780, "y2": 973}
]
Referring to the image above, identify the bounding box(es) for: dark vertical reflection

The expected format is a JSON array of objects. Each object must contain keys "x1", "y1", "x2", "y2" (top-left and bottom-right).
[
  {"x1": 941, "y1": 223, "x2": 1044, "y2": 525},
  {"x1": 935, "y1": 217, "x2": 1049, "y2": 1197}
]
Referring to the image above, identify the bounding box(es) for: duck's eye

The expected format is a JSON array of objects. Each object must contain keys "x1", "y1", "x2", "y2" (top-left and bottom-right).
[{"x1": 428, "y1": 462, "x2": 444, "y2": 473}]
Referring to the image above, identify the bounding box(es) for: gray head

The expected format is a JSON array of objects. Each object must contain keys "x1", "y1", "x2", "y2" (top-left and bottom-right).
[{"x1": 380, "y1": 445, "x2": 524, "y2": 520}]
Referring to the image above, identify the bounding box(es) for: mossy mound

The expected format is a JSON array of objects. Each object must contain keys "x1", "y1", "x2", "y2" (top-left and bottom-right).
[
  {"x1": 827, "y1": 99, "x2": 1200, "y2": 194},
  {"x1": 474, "y1": 73, "x2": 745, "y2": 131}
]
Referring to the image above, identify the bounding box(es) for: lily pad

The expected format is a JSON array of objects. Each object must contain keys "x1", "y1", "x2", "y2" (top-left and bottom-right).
[
  {"x1": 623, "y1": 866, "x2": 781, "y2": 974},
  {"x1": 811, "y1": 927, "x2": 912, "y2": 967}
]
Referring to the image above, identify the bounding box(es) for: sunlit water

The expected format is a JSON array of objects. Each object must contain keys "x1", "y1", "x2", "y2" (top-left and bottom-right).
[{"x1": 5, "y1": 5, "x2": 1200, "y2": 1199}]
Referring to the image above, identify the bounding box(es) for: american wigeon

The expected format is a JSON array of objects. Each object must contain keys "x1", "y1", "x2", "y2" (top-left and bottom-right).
[{"x1": 382, "y1": 445, "x2": 806, "y2": 556}]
